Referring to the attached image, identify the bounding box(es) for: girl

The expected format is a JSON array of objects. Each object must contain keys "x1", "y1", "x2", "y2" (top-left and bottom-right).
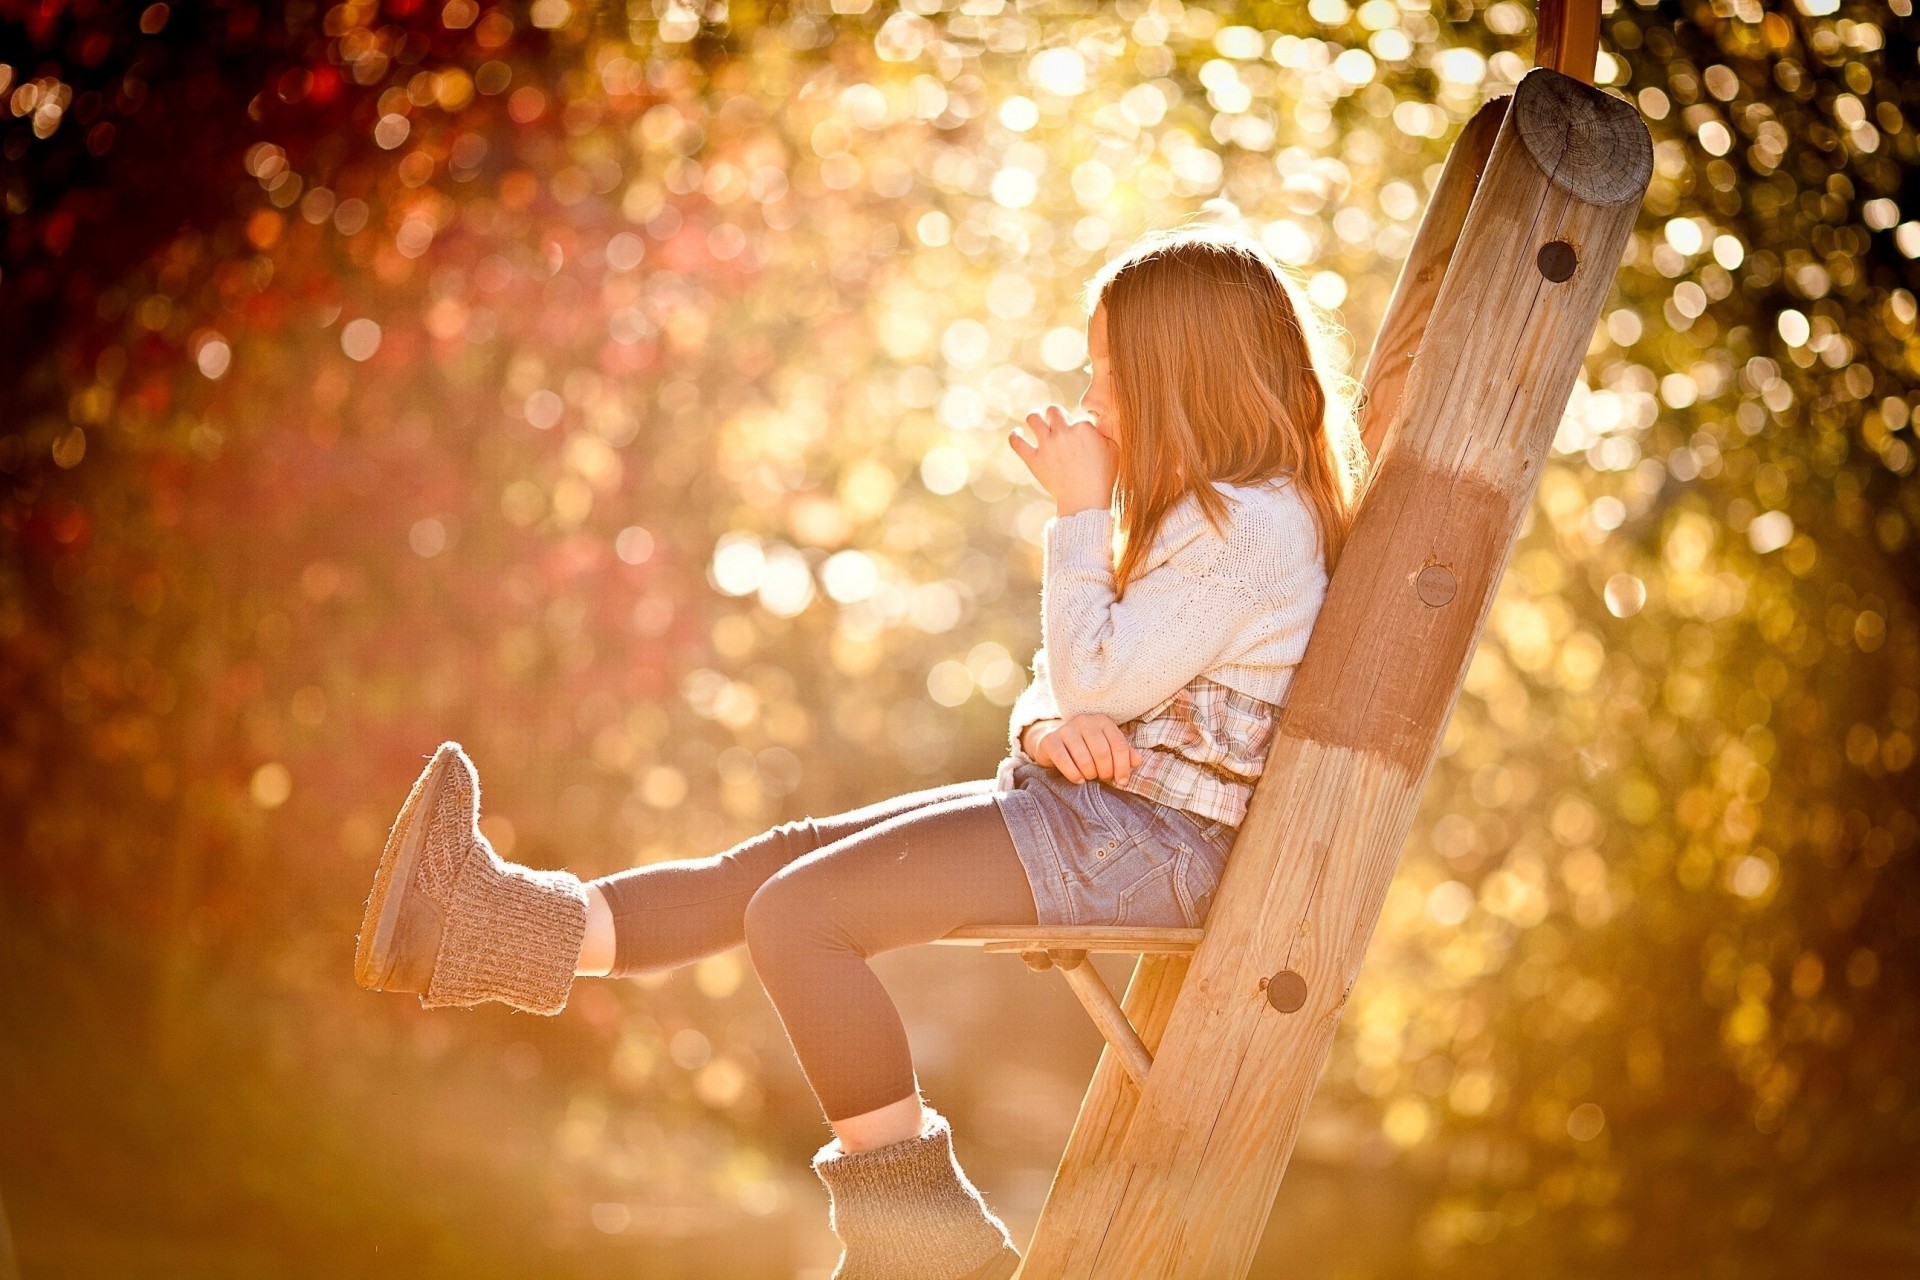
[{"x1": 353, "y1": 224, "x2": 1364, "y2": 1280}]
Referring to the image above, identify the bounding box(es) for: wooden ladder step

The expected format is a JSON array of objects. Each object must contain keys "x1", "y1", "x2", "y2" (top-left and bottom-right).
[{"x1": 933, "y1": 926, "x2": 1204, "y2": 955}]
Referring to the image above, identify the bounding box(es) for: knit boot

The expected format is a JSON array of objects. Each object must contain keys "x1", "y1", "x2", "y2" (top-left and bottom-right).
[
  {"x1": 811, "y1": 1107, "x2": 1022, "y2": 1280},
  {"x1": 354, "y1": 741, "x2": 589, "y2": 1015}
]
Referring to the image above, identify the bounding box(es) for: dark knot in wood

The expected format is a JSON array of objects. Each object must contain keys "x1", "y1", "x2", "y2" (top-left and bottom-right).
[
  {"x1": 1415, "y1": 564, "x2": 1458, "y2": 607},
  {"x1": 1537, "y1": 240, "x2": 1578, "y2": 282},
  {"x1": 1262, "y1": 969, "x2": 1309, "y2": 1013}
]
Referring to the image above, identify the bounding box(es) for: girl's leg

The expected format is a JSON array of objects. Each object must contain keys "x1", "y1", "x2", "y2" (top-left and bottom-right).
[
  {"x1": 760, "y1": 801, "x2": 1028, "y2": 1280},
  {"x1": 580, "y1": 777, "x2": 1001, "y2": 977},
  {"x1": 736, "y1": 790, "x2": 1036, "y2": 1146}
]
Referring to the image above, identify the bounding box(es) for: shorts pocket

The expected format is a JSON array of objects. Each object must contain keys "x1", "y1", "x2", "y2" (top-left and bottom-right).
[
  {"x1": 1114, "y1": 851, "x2": 1188, "y2": 928},
  {"x1": 1174, "y1": 839, "x2": 1227, "y2": 927},
  {"x1": 1071, "y1": 785, "x2": 1181, "y2": 926}
]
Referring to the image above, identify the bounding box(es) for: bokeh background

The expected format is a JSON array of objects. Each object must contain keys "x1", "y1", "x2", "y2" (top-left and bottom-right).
[{"x1": 3, "y1": 0, "x2": 1917, "y2": 1275}]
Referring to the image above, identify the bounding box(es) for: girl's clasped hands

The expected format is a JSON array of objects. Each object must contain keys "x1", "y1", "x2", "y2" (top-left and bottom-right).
[{"x1": 1021, "y1": 714, "x2": 1144, "y2": 787}]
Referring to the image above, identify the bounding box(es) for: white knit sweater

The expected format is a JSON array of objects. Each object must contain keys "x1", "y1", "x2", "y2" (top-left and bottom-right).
[{"x1": 1008, "y1": 475, "x2": 1329, "y2": 740}]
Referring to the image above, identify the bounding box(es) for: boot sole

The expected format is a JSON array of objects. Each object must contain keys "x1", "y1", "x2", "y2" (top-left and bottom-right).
[{"x1": 353, "y1": 750, "x2": 452, "y2": 991}]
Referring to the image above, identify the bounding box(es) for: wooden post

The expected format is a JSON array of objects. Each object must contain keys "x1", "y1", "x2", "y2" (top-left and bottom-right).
[
  {"x1": 1014, "y1": 68, "x2": 1650, "y2": 1279},
  {"x1": 1357, "y1": 98, "x2": 1506, "y2": 462},
  {"x1": 1535, "y1": 0, "x2": 1602, "y2": 83}
]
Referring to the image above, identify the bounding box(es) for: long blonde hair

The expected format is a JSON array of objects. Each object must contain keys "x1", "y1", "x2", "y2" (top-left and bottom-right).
[{"x1": 1087, "y1": 225, "x2": 1367, "y2": 599}]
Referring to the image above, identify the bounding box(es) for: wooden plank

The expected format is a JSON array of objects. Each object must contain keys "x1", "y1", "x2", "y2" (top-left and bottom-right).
[
  {"x1": 1357, "y1": 97, "x2": 1507, "y2": 462},
  {"x1": 1535, "y1": 0, "x2": 1602, "y2": 83},
  {"x1": 1054, "y1": 953, "x2": 1156, "y2": 1088},
  {"x1": 1014, "y1": 68, "x2": 1650, "y2": 1279},
  {"x1": 935, "y1": 926, "x2": 1203, "y2": 954}
]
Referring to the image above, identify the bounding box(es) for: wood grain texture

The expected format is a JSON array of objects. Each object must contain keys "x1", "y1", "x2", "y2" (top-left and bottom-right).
[
  {"x1": 1012, "y1": 68, "x2": 1649, "y2": 1280},
  {"x1": 1514, "y1": 72, "x2": 1654, "y2": 205},
  {"x1": 1357, "y1": 97, "x2": 1507, "y2": 462},
  {"x1": 1281, "y1": 463, "x2": 1510, "y2": 771},
  {"x1": 935, "y1": 926, "x2": 1204, "y2": 954}
]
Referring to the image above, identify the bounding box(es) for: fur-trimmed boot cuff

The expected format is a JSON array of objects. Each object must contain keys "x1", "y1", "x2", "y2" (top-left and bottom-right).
[{"x1": 811, "y1": 1108, "x2": 1020, "y2": 1280}]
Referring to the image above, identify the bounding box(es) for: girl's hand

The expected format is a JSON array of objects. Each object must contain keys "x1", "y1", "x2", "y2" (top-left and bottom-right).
[
  {"x1": 1008, "y1": 405, "x2": 1117, "y2": 516},
  {"x1": 1024, "y1": 713, "x2": 1143, "y2": 785}
]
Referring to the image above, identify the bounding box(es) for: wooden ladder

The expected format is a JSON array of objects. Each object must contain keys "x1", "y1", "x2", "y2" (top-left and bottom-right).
[{"x1": 936, "y1": 13, "x2": 1649, "y2": 1276}]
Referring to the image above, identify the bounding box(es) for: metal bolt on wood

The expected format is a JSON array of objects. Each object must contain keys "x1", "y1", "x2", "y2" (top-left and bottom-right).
[
  {"x1": 1536, "y1": 239, "x2": 1579, "y2": 281},
  {"x1": 1261, "y1": 971, "x2": 1309, "y2": 1014},
  {"x1": 1414, "y1": 564, "x2": 1458, "y2": 607}
]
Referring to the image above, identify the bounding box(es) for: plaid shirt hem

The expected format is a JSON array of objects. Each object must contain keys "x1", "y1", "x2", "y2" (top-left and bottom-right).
[
  {"x1": 1112, "y1": 675, "x2": 1279, "y2": 827},
  {"x1": 1112, "y1": 751, "x2": 1256, "y2": 828}
]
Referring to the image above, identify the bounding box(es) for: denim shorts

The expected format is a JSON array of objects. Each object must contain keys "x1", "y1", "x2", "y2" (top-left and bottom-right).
[{"x1": 990, "y1": 756, "x2": 1239, "y2": 929}]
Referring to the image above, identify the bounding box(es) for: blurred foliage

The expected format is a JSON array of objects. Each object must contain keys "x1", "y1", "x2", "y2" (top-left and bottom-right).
[{"x1": 2, "y1": 0, "x2": 1918, "y2": 1275}]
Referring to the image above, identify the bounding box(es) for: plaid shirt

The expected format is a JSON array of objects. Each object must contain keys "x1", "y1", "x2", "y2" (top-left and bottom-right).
[{"x1": 1007, "y1": 652, "x2": 1282, "y2": 828}]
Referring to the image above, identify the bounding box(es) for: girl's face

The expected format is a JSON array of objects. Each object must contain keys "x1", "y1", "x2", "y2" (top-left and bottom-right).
[{"x1": 1080, "y1": 303, "x2": 1119, "y2": 450}]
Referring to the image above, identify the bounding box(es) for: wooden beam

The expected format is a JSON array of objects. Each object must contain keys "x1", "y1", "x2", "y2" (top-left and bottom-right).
[
  {"x1": 934, "y1": 926, "x2": 1204, "y2": 955},
  {"x1": 1358, "y1": 97, "x2": 1507, "y2": 463},
  {"x1": 1015, "y1": 68, "x2": 1650, "y2": 1279},
  {"x1": 1535, "y1": 0, "x2": 1602, "y2": 83}
]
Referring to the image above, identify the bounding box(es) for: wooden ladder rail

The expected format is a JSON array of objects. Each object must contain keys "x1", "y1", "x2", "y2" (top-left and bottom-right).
[{"x1": 1003, "y1": 64, "x2": 1649, "y2": 1279}]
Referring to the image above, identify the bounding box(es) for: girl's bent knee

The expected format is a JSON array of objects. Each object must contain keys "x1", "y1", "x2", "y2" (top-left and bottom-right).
[{"x1": 743, "y1": 872, "x2": 832, "y2": 965}]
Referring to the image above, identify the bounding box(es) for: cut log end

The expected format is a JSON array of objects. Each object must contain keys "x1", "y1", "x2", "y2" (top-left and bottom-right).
[{"x1": 1513, "y1": 68, "x2": 1654, "y2": 206}]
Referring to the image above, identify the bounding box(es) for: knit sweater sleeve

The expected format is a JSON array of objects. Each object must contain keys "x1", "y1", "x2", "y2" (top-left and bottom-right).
[
  {"x1": 1039, "y1": 500, "x2": 1266, "y2": 725},
  {"x1": 1006, "y1": 645, "x2": 1062, "y2": 755}
]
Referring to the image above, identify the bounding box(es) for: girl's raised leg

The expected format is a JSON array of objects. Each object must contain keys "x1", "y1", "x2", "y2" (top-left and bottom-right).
[{"x1": 582, "y1": 776, "x2": 1002, "y2": 978}]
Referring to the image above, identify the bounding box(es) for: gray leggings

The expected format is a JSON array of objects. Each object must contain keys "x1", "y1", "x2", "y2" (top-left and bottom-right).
[{"x1": 587, "y1": 777, "x2": 1038, "y2": 1122}]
